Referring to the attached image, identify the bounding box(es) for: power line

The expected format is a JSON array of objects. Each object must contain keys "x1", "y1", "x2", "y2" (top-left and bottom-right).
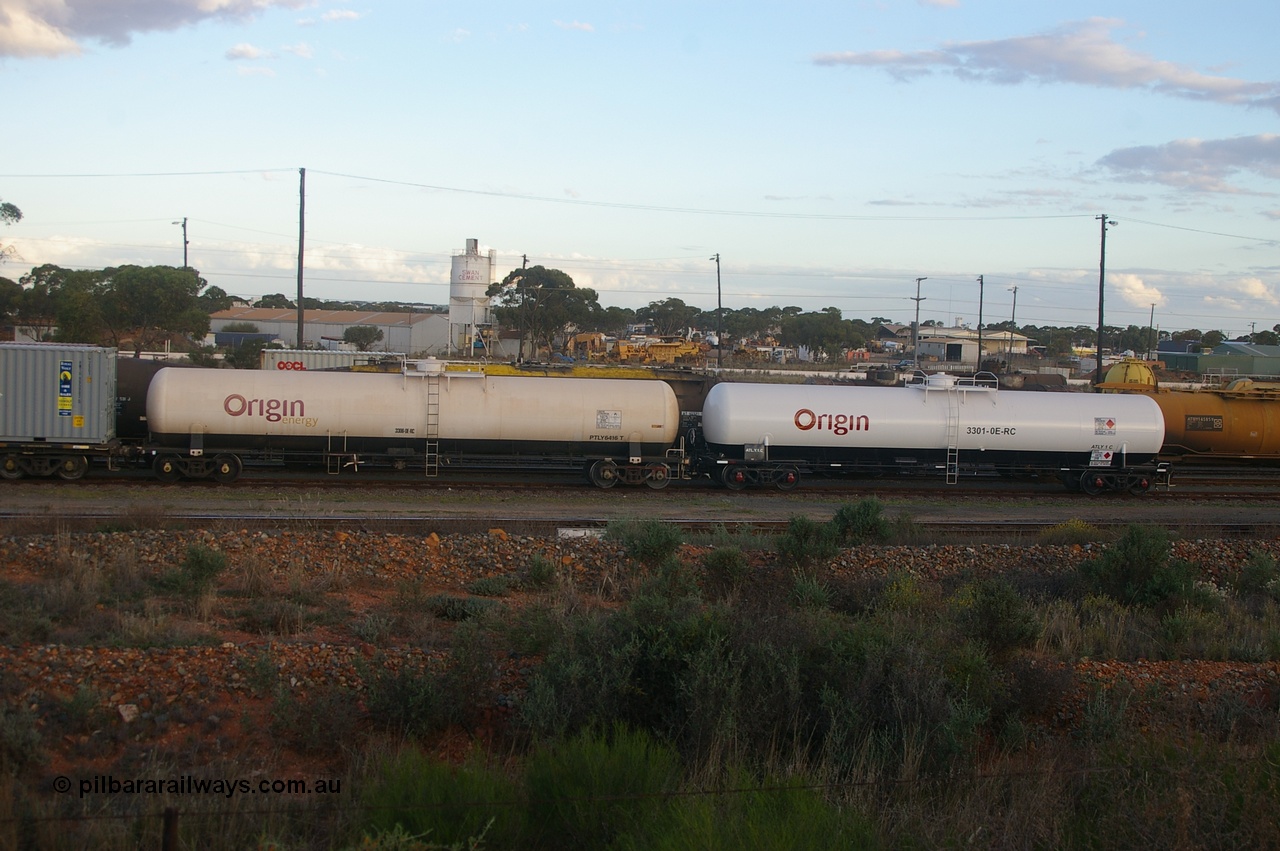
[{"x1": 310, "y1": 169, "x2": 1098, "y2": 223}]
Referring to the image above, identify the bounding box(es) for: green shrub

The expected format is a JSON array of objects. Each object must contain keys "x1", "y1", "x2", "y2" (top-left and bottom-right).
[
  {"x1": 424, "y1": 594, "x2": 500, "y2": 622},
  {"x1": 358, "y1": 749, "x2": 517, "y2": 848},
  {"x1": 524, "y1": 725, "x2": 680, "y2": 851},
  {"x1": 789, "y1": 571, "x2": 831, "y2": 610},
  {"x1": 269, "y1": 682, "x2": 362, "y2": 755},
  {"x1": 363, "y1": 664, "x2": 446, "y2": 738},
  {"x1": 524, "y1": 554, "x2": 557, "y2": 590},
  {"x1": 465, "y1": 575, "x2": 512, "y2": 597},
  {"x1": 700, "y1": 546, "x2": 749, "y2": 598},
  {"x1": 954, "y1": 577, "x2": 1041, "y2": 659},
  {"x1": 0, "y1": 704, "x2": 43, "y2": 776},
  {"x1": 607, "y1": 520, "x2": 685, "y2": 567},
  {"x1": 161, "y1": 544, "x2": 227, "y2": 598},
  {"x1": 1233, "y1": 551, "x2": 1280, "y2": 601},
  {"x1": 775, "y1": 515, "x2": 839, "y2": 568},
  {"x1": 1078, "y1": 524, "x2": 1195, "y2": 607},
  {"x1": 615, "y1": 768, "x2": 876, "y2": 851},
  {"x1": 1039, "y1": 518, "x2": 1103, "y2": 546},
  {"x1": 829, "y1": 499, "x2": 891, "y2": 545}
]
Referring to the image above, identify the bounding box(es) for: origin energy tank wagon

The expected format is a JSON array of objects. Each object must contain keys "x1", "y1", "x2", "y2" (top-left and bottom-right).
[
  {"x1": 145, "y1": 362, "x2": 683, "y2": 485},
  {"x1": 698, "y1": 373, "x2": 1167, "y2": 493}
]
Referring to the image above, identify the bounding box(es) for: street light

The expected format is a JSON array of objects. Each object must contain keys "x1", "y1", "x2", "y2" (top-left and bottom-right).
[
  {"x1": 171, "y1": 217, "x2": 188, "y2": 268},
  {"x1": 911, "y1": 277, "x2": 927, "y2": 369}
]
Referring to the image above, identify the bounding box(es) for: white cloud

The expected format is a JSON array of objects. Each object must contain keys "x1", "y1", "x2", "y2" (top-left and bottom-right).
[
  {"x1": 321, "y1": 10, "x2": 361, "y2": 23},
  {"x1": 1111, "y1": 273, "x2": 1164, "y2": 309},
  {"x1": 554, "y1": 20, "x2": 594, "y2": 33},
  {"x1": 0, "y1": 1, "x2": 81, "y2": 58},
  {"x1": 226, "y1": 42, "x2": 267, "y2": 60},
  {"x1": 813, "y1": 18, "x2": 1280, "y2": 114},
  {"x1": 1234, "y1": 276, "x2": 1279, "y2": 306},
  {"x1": 1097, "y1": 134, "x2": 1280, "y2": 194},
  {"x1": 0, "y1": 0, "x2": 309, "y2": 57},
  {"x1": 281, "y1": 42, "x2": 312, "y2": 59}
]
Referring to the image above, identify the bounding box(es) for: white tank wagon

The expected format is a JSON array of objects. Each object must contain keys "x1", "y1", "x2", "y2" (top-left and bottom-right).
[
  {"x1": 145, "y1": 365, "x2": 683, "y2": 486},
  {"x1": 698, "y1": 373, "x2": 1167, "y2": 494}
]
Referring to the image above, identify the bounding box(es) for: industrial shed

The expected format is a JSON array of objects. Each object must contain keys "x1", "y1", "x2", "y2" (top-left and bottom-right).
[{"x1": 209, "y1": 308, "x2": 452, "y2": 355}]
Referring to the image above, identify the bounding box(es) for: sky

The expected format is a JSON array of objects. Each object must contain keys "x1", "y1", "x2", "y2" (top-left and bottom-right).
[{"x1": 1, "y1": 1, "x2": 1278, "y2": 338}]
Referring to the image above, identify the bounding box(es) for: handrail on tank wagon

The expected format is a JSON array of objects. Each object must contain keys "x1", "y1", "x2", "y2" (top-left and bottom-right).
[{"x1": 906, "y1": 371, "x2": 999, "y2": 394}]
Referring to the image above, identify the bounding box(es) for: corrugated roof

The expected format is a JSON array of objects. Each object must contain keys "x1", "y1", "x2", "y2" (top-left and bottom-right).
[{"x1": 211, "y1": 308, "x2": 438, "y2": 327}]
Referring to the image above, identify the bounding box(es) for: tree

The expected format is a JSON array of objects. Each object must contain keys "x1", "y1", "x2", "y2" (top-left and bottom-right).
[
  {"x1": 0, "y1": 276, "x2": 20, "y2": 326},
  {"x1": 0, "y1": 200, "x2": 20, "y2": 264},
  {"x1": 255, "y1": 293, "x2": 296, "y2": 309},
  {"x1": 343, "y1": 325, "x2": 384, "y2": 351},
  {"x1": 198, "y1": 285, "x2": 234, "y2": 314},
  {"x1": 1202, "y1": 330, "x2": 1226, "y2": 349},
  {"x1": 487, "y1": 265, "x2": 599, "y2": 359},
  {"x1": 97, "y1": 265, "x2": 211, "y2": 356},
  {"x1": 636, "y1": 297, "x2": 699, "y2": 337},
  {"x1": 778, "y1": 307, "x2": 862, "y2": 361},
  {"x1": 15, "y1": 264, "x2": 101, "y2": 342}
]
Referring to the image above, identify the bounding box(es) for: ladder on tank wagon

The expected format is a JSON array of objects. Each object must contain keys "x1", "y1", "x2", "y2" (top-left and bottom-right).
[
  {"x1": 945, "y1": 391, "x2": 960, "y2": 484},
  {"x1": 424, "y1": 373, "x2": 439, "y2": 477}
]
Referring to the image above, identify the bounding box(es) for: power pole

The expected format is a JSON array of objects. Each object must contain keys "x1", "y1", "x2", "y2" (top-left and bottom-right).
[
  {"x1": 1094, "y1": 214, "x2": 1117, "y2": 386},
  {"x1": 1008, "y1": 286, "x2": 1018, "y2": 360},
  {"x1": 976, "y1": 275, "x2": 984, "y2": 372},
  {"x1": 1148, "y1": 303, "x2": 1156, "y2": 359},
  {"x1": 172, "y1": 217, "x2": 188, "y2": 268},
  {"x1": 296, "y1": 167, "x2": 306, "y2": 348},
  {"x1": 710, "y1": 253, "x2": 722, "y2": 368},
  {"x1": 911, "y1": 277, "x2": 927, "y2": 369}
]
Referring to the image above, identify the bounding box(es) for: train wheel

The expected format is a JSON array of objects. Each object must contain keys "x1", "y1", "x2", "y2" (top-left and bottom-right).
[
  {"x1": 721, "y1": 465, "x2": 749, "y2": 491},
  {"x1": 644, "y1": 463, "x2": 670, "y2": 490},
  {"x1": 1128, "y1": 475, "x2": 1152, "y2": 495},
  {"x1": 775, "y1": 467, "x2": 801, "y2": 491},
  {"x1": 588, "y1": 459, "x2": 620, "y2": 489},
  {"x1": 154, "y1": 454, "x2": 183, "y2": 483},
  {"x1": 0, "y1": 454, "x2": 24, "y2": 480},
  {"x1": 1080, "y1": 472, "x2": 1107, "y2": 495},
  {"x1": 54, "y1": 455, "x2": 89, "y2": 481},
  {"x1": 211, "y1": 454, "x2": 243, "y2": 484}
]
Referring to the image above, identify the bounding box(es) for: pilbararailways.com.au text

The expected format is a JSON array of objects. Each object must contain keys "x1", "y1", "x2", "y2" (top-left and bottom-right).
[{"x1": 53, "y1": 774, "x2": 343, "y2": 799}]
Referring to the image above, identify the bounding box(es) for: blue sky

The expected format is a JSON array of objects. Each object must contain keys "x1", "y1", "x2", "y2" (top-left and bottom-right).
[{"x1": 2, "y1": 1, "x2": 1278, "y2": 337}]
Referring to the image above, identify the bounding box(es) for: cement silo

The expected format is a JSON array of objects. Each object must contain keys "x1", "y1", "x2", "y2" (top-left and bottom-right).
[{"x1": 449, "y1": 238, "x2": 495, "y2": 355}]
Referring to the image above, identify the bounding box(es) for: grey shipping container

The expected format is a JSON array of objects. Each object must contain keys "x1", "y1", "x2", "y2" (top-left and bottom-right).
[{"x1": 0, "y1": 344, "x2": 118, "y2": 444}]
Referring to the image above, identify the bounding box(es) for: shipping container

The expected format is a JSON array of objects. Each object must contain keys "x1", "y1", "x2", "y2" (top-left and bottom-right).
[{"x1": 0, "y1": 343, "x2": 117, "y2": 443}]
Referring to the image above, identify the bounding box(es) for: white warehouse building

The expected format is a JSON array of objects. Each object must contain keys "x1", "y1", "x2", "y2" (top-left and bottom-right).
[{"x1": 209, "y1": 308, "x2": 452, "y2": 354}]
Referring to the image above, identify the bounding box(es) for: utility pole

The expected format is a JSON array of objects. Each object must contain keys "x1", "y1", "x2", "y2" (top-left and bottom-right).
[
  {"x1": 1007, "y1": 286, "x2": 1018, "y2": 361},
  {"x1": 1094, "y1": 214, "x2": 1117, "y2": 386},
  {"x1": 522, "y1": 254, "x2": 528, "y2": 269},
  {"x1": 296, "y1": 167, "x2": 306, "y2": 348},
  {"x1": 911, "y1": 277, "x2": 927, "y2": 369},
  {"x1": 710, "y1": 253, "x2": 722, "y2": 369},
  {"x1": 976, "y1": 275, "x2": 984, "y2": 373},
  {"x1": 172, "y1": 217, "x2": 188, "y2": 268},
  {"x1": 1148, "y1": 303, "x2": 1156, "y2": 360}
]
